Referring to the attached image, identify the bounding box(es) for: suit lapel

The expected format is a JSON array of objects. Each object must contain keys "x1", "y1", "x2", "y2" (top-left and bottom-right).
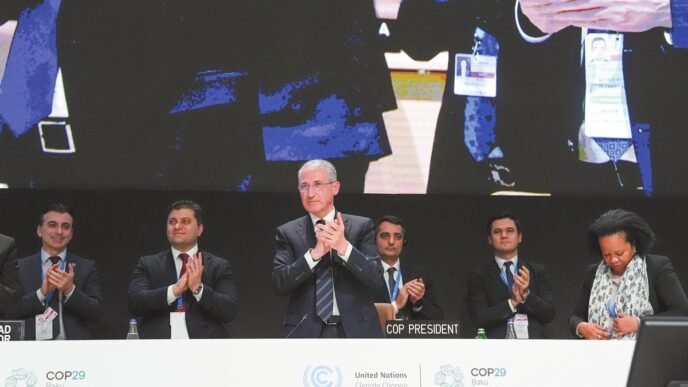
[
  {"x1": 29, "y1": 253, "x2": 44, "y2": 291},
  {"x1": 298, "y1": 215, "x2": 315, "y2": 253},
  {"x1": 64, "y1": 254, "x2": 76, "y2": 287},
  {"x1": 163, "y1": 251, "x2": 177, "y2": 284},
  {"x1": 342, "y1": 213, "x2": 351, "y2": 242},
  {"x1": 487, "y1": 261, "x2": 510, "y2": 298}
]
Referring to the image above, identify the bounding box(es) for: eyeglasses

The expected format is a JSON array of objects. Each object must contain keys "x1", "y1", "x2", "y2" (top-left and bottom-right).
[{"x1": 298, "y1": 181, "x2": 335, "y2": 193}]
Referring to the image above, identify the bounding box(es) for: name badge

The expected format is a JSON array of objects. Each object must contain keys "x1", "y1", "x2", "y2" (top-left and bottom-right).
[
  {"x1": 583, "y1": 33, "x2": 632, "y2": 139},
  {"x1": 170, "y1": 312, "x2": 189, "y2": 340},
  {"x1": 35, "y1": 307, "x2": 57, "y2": 341},
  {"x1": 454, "y1": 54, "x2": 497, "y2": 98},
  {"x1": 514, "y1": 313, "x2": 529, "y2": 339}
]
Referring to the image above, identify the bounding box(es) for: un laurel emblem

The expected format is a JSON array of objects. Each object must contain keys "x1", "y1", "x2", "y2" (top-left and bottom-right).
[{"x1": 303, "y1": 365, "x2": 343, "y2": 387}]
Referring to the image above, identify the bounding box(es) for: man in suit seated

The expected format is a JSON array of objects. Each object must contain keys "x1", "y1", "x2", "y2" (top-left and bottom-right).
[
  {"x1": 128, "y1": 200, "x2": 238, "y2": 339},
  {"x1": 0, "y1": 233, "x2": 21, "y2": 318},
  {"x1": 467, "y1": 211, "x2": 555, "y2": 339},
  {"x1": 373, "y1": 215, "x2": 443, "y2": 320},
  {"x1": 16, "y1": 203, "x2": 103, "y2": 340},
  {"x1": 272, "y1": 159, "x2": 385, "y2": 338}
]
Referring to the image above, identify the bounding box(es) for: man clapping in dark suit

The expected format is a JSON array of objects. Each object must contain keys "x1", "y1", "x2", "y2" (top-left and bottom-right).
[
  {"x1": 374, "y1": 215, "x2": 443, "y2": 320},
  {"x1": 272, "y1": 159, "x2": 385, "y2": 338},
  {"x1": 16, "y1": 203, "x2": 103, "y2": 340},
  {"x1": 0, "y1": 233, "x2": 21, "y2": 318},
  {"x1": 467, "y1": 212, "x2": 555, "y2": 339},
  {"x1": 128, "y1": 200, "x2": 237, "y2": 339}
]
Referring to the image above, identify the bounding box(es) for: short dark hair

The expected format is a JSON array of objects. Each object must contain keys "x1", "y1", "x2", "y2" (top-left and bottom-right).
[
  {"x1": 588, "y1": 209, "x2": 655, "y2": 256},
  {"x1": 39, "y1": 203, "x2": 73, "y2": 226},
  {"x1": 168, "y1": 200, "x2": 204, "y2": 225},
  {"x1": 486, "y1": 211, "x2": 521, "y2": 235},
  {"x1": 376, "y1": 215, "x2": 407, "y2": 237}
]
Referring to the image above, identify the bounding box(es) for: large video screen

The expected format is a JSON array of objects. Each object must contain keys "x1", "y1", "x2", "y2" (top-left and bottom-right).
[{"x1": 0, "y1": 0, "x2": 686, "y2": 195}]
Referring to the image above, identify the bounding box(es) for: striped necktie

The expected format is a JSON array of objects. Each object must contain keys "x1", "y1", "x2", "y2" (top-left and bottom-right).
[{"x1": 314, "y1": 219, "x2": 334, "y2": 322}]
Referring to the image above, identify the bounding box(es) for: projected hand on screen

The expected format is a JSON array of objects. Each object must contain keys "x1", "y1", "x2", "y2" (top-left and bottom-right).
[{"x1": 519, "y1": 0, "x2": 672, "y2": 33}]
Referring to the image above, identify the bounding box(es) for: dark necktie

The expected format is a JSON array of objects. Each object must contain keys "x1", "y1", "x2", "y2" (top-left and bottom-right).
[
  {"x1": 0, "y1": 0, "x2": 62, "y2": 137},
  {"x1": 387, "y1": 267, "x2": 397, "y2": 301},
  {"x1": 46, "y1": 255, "x2": 61, "y2": 339},
  {"x1": 314, "y1": 219, "x2": 334, "y2": 322},
  {"x1": 178, "y1": 253, "x2": 189, "y2": 311},
  {"x1": 504, "y1": 261, "x2": 515, "y2": 295}
]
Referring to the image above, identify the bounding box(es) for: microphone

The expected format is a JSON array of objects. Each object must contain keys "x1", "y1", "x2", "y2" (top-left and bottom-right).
[{"x1": 286, "y1": 313, "x2": 310, "y2": 338}]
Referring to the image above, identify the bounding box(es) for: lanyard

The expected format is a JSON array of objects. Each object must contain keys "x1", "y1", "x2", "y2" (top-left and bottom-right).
[
  {"x1": 387, "y1": 266, "x2": 402, "y2": 302},
  {"x1": 41, "y1": 255, "x2": 66, "y2": 307}
]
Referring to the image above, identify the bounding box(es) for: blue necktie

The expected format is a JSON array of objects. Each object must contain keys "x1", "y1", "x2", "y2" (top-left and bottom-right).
[
  {"x1": 463, "y1": 28, "x2": 499, "y2": 163},
  {"x1": 387, "y1": 267, "x2": 397, "y2": 300},
  {"x1": 504, "y1": 261, "x2": 515, "y2": 295},
  {"x1": 0, "y1": 0, "x2": 61, "y2": 137}
]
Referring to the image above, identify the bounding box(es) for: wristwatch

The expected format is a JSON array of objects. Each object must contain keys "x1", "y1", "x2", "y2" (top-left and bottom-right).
[{"x1": 192, "y1": 283, "x2": 204, "y2": 296}]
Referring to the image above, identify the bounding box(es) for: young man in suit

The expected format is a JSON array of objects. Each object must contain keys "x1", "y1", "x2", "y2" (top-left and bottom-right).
[
  {"x1": 272, "y1": 159, "x2": 385, "y2": 338},
  {"x1": 16, "y1": 203, "x2": 103, "y2": 340},
  {"x1": 467, "y1": 211, "x2": 555, "y2": 339},
  {"x1": 128, "y1": 200, "x2": 238, "y2": 339},
  {"x1": 0, "y1": 233, "x2": 21, "y2": 318},
  {"x1": 374, "y1": 215, "x2": 443, "y2": 320}
]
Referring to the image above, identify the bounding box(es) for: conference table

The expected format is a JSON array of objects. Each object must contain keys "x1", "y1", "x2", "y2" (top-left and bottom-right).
[{"x1": 0, "y1": 339, "x2": 634, "y2": 386}]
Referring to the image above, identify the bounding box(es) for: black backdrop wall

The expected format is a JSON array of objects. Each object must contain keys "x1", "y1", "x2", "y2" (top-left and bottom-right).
[{"x1": 1, "y1": 190, "x2": 687, "y2": 339}]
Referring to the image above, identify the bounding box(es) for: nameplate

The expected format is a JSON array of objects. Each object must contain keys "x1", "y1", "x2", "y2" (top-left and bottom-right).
[
  {"x1": 384, "y1": 320, "x2": 461, "y2": 338},
  {"x1": 0, "y1": 320, "x2": 25, "y2": 341}
]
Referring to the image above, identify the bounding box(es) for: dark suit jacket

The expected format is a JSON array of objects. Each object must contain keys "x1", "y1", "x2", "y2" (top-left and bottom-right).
[
  {"x1": 258, "y1": 0, "x2": 394, "y2": 164},
  {"x1": 272, "y1": 213, "x2": 385, "y2": 338},
  {"x1": 128, "y1": 250, "x2": 238, "y2": 339},
  {"x1": 397, "y1": 0, "x2": 685, "y2": 196},
  {"x1": 16, "y1": 252, "x2": 103, "y2": 340},
  {"x1": 568, "y1": 254, "x2": 688, "y2": 337},
  {"x1": 467, "y1": 258, "x2": 555, "y2": 339},
  {"x1": 2, "y1": 1, "x2": 263, "y2": 190},
  {"x1": 0, "y1": 234, "x2": 21, "y2": 318},
  {"x1": 374, "y1": 261, "x2": 443, "y2": 320},
  {"x1": 397, "y1": 0, "x2": 579, "y2": 194}
]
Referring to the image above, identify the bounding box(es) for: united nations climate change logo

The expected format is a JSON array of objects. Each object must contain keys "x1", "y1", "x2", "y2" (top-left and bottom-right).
[
  {"x1": 434, "y1": 364, "x2": 463, "y2": 387},
  {"x1": 303, "y1": 365, "x2": 343, "y2": 387},
  {"x1": 5, "y1": 369, "x2": 37, "y2": 387}
]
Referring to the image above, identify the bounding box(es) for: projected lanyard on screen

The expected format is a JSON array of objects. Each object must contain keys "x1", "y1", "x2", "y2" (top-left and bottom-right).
[
  {"x1": 0, "y1": 0, "x2": 73, "y2": 153},
  {"x1": 454, "y1": 28, "x2": 501, "y2": 164},
  {"x1": 453, "y1": 26, "x2": 515, "y2": 187},
  {"x1": 513, "y1": 1, "x2": 653, "y2": 196},
  {"x1": 580, "y1": 29, "x2": 652, "y2": 196}
]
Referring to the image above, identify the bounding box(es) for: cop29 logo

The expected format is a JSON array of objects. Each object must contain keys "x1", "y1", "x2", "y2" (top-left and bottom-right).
[
  {"x1": 434, "y1": 364, "x2": 463, "y2": 387},
  {"x1": 5, "y1": 369, "x2": 37, "y2": 387},
  {"x1": 303, "y1": 365, "x2": 343, "y2": 387}
]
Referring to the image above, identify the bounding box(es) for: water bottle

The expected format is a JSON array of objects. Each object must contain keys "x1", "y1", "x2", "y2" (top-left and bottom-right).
[
  {"x1": 126, "y1": 319, "x2": 139, "y2": 340},
  {"x1": 475, "y1": 328, "x2": 487, "y2": 339},
  {"x1": 505, "y1": 319, "x2": 517, "y2": 339}
]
